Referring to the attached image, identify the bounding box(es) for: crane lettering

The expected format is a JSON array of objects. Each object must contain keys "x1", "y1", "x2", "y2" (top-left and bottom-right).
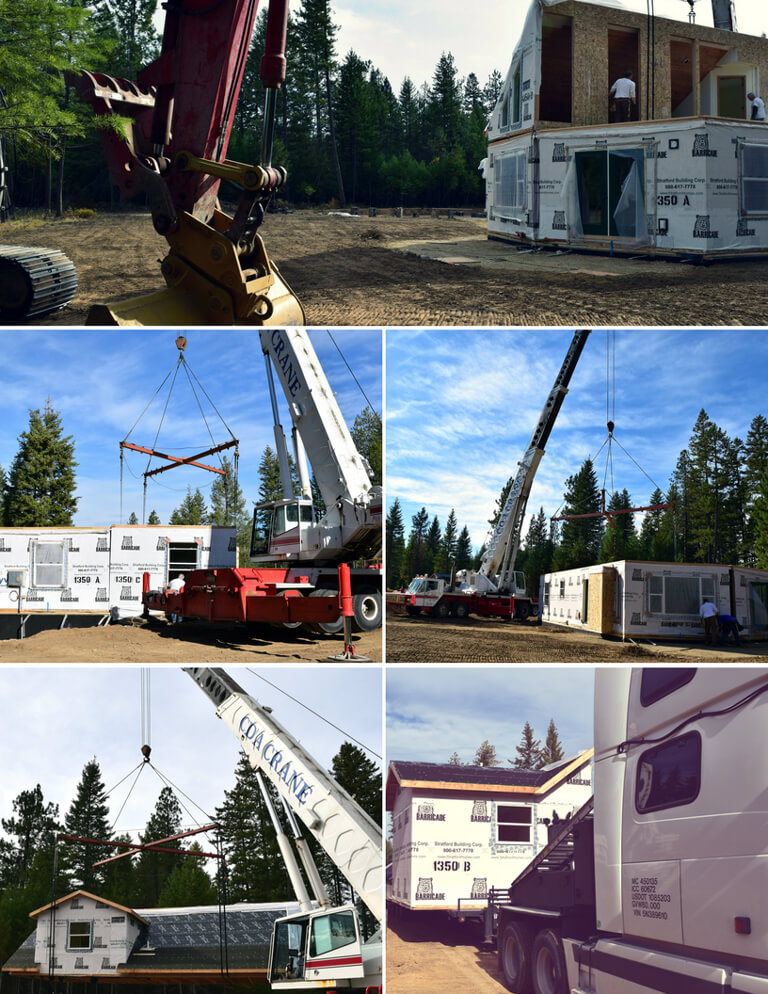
[
  {"x1": 239, "y1": 715, "x2": 314, "y2": 805},
  {"x1": 270, "y1": 329, "x2": 303, "y2": 398}
]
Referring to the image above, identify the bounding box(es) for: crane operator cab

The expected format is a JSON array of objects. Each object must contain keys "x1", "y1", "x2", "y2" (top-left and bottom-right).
[
  {"x1": 251, "y1": 498, "x2": 315, "y2": 560},
  {"x1": 269, "y1": 905, "x2": 371, "y2": 988}
]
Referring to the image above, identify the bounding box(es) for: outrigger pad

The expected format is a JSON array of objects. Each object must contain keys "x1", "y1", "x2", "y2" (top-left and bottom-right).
[{"x1": 0, "y1": 246, "x2": 77, "y2": 323}]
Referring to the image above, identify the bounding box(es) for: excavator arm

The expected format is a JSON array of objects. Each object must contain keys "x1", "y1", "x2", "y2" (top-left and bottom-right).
[{"x1": 74, "y1": 0, "x2": 303, "y2": 326}]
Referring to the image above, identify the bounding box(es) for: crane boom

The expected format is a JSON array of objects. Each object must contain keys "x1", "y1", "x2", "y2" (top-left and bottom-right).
[
  {"x1": 478, "y1": 330, "x2": 590, "y2": 592},
  {"x1": 185, "y1": 666, "x2": 383, "y2": 924}
]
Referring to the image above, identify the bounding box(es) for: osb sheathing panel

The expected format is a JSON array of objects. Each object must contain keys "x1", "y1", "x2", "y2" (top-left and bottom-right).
[{"x1": 540, "y1": 1, "x2": 768, "y2": 128}]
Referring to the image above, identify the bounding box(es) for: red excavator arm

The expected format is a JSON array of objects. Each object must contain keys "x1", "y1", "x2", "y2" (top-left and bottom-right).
[{"x1": 74, "y1": 0, "x2": 304, "y2": 326}]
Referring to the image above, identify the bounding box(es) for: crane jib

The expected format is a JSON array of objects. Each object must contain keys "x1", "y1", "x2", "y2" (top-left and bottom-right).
[
  {"x1": 239, "y1": 714, "x2": 314, "y2": 805},
  {"x1": 268, "y1": 328, "x2": 303, "y2": 398}
]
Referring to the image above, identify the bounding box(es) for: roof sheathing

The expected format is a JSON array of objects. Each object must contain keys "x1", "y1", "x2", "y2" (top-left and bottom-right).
[{"x1": 386, "y1": 750, "x2": 593, "y2": 809}]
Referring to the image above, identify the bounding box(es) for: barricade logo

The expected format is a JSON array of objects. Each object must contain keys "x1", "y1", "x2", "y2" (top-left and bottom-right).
[
  {"x1": 156, "y1": 537, "x2": 168, "y2": 550},
  {"x1": 692, "y1": 134, "x2": 717, "y2": 157},
  {"x1": 471, "y1": 800, "x2": 491, "y2": 823},
  {"x1": 96, "y1": 588, "x2": 109, "y2": 602},
  {"x1": 67, "y1": 540, "x2": 80, "y2": 552},
  {"x1": 120, "y1": 585, "x2": 139, "y2": 601},
  {"x1": 121, "y1": 536, "x2": 140, "y2": 551},
  {"x1": 471, "y1": 878, "x2": 488, "y2": 899},
  {"x1": 693, "y1": 215, "x2": 719, "y2": 239},
  {"x1": 552, "y1": 211, "x2": 567, "y2": 231},
  {"x1": 415, "y1": 878, "x2": 444, "y2": 901},
  {"x1": 417, "y1": 803, "x2": 445, "y2": 822},
  {"x1": 96, "y1": 538, "x2": 108, "y2": 552},
  {"x1": 61, "y1": 589, "x2": 79, "y2": 603},
  {"x1": 737, "y1": 218, "x2": 756, "y2": 237},
  {"x1": 0, "y1": 539, "x2": 9, "y2": 552},
  {"x1": 26, "y1": 592, "x2": 43, "y2": 601},
  {"x1": 552, "y1": 143, "x2": 567, "y2": 162}
]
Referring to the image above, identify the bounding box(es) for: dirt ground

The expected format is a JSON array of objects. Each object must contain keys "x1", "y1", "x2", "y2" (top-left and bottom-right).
[
  {"x1": 5, "y1": 209, "x2": 768, "y2": 325},
  {"x1": 387, "y1": 912, "x2": 508, "y2": 994},
  {"x1": 385, "y1": 612, "x2": 768, "y2": 663},
  {"x1": 0, "y1": 617, "x2": 381, "y2": 663}
]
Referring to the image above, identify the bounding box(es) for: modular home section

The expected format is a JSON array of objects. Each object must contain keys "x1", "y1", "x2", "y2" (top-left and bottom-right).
[
  {"x1": 539, "y1": 559, "x2": 768, "y2": 640},
  {"x1": 386, "y1": 753, "x2": 592, "y2": 913},
  {"x1": 0, "y1": 525, "x2": 236, "y2": 637},
  {"x1": 485, "y1": 0, "x2": 768, "y2": 257}
]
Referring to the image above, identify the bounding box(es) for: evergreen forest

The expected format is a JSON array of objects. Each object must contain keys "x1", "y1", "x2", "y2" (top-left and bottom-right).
[
  {"x1": 387, "y1": 409, "x2": 768, "y2": 595},
  {"x1": 0, "y1": 0, "x2": 501, "y2": 216}
]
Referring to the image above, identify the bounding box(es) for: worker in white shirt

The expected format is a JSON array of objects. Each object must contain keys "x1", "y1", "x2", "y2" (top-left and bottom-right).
[
  {"x1": 610, "y1": 70, "x2": 636, "y2": 122},
  {"x1": 747, "y1": 92, "x2": 766, "y2": 121},
  {"x1": 167, "y1": 573, "x2": 185, "y2": 623},
  {"x1": 699, "y1": 597, "x2": 719, "y2": 647}
]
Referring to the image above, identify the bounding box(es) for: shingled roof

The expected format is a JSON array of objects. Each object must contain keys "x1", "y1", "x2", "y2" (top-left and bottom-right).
[{"x1": 386, "y1": 751, "x2": 592, "y2": 809}]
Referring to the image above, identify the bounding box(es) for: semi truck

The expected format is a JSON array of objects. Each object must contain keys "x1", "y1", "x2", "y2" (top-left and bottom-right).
[{"x1": 490, "y1": 666, "x2": 768, "y2": 994}]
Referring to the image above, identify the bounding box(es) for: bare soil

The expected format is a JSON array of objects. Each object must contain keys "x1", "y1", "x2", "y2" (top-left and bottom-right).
[
  {"x1": 385, "y1": 613, "x2": 768, "y2": 663},
  {"x1": 387, "y1": 912, "x2": 507, "y2": 994},
  {"x1": 5, "y1": 209, "x2": 768, "y2": 325},
  {"x1": 0, "y1": 617, "x2": 381, "y2": 663}
]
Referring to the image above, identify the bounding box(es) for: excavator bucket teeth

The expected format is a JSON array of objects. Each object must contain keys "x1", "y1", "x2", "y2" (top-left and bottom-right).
[{"x1": 85, "y1": 264, "x2": 304, "y2": 327}]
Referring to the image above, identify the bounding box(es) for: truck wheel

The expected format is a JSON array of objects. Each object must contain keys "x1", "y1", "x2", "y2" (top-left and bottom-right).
[
  {"x1": 406, "y1": 605, "x2": 421, "y2": 617},
  {"x1": 432, "y1": 601, "x2": 449, "y2": 619},
  {"x1": 308, "y1": 588, "x2": 343, "y2": 635},
  {"x1": 514, "y1": 601, "x2": 531, "y2": 621},
  {"x1": 452, "y1": 600, "x2": 469, "y2": 619},
  {"x1": 499, "y1": 920, "x2": 532, "y2": 994},
  {"x1": 531, "y1": 928, "x2": 567, "y2": 994},
  {"x1": 352, "y1": 588, "x2": 382, "y2": 632}
]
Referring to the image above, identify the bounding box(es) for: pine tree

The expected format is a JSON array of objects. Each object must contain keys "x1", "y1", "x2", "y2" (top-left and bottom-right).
[
  {"x1": 128, "y1": 511, "x2": 139, "y2": 524},
  {"x1": 157, "y1": 843, "x2": 217, "y2": 906},
  {"x1": 551, "y1": 459, "x2": 602, "y2": 571},
  {"x1": 448, "y1": 752, "x2": 462, "y2": 765},
  {"x1": 331, "y1": 743, "x2": 381, "y2": 823},
  {"x1": 753, "y1": 464, "x2": 768, "y2": 569},
  {"x1": 0, "y1": 785, "x2": 60, "y2": 890},
  {"x1": 599, "y1": 489, "x2": 636, "y2": 562},
  {"x1": 423, "y1": 516, "x2": 442, "y2": 575},
  {"x1": 436, "y1": 509, "x2": 458, "y2": 574},
  {"x1": 454, "y1": 525, "x2": 473, "y2": 571},
  {"x1": 133, "y1": 787, "x2": 185, "y2": 906},
  {"x1": 473, "y1": 740, "x2": 499, "y2": 767},
  {"x1": 406, "y1": 507, "x2": 430, "y2": 576},
  {"x1": 62, "y1": 760, "x2": 112, "y2": 891},
  {"x1": 215, "y1": 754, "x2": 291, "y2": 903},
  {"x1": 386, "y1": 498, "x2": 406, "y2": 588},
  {"x1": 519, "y1": 507, "x2": 553, "y2": 597},
  {"x1": 350, "y1": 407, "x2": 382, "y2": 485},
  {"x1": 540, "y1": 719, "x2": 565, "y2": 766},
  {"x1": 4, "y1": 402, "x2": 78, "y2": 525},
  {"x1": 147, "y1": 509, "x2": 161, "y2": 525},
  {"x1": 512, "y1": 722, "x2": 541, "y2": 770},
  {"x1": 209, "y1": 456, "x2": 250, "y2": 562},
  {"x1": 169, "y1": 486, "x2": 208, "y2": 525}
]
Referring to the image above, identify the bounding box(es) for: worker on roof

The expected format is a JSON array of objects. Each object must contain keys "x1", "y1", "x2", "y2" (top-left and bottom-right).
[{"x1": 610, "y1": 70, "x2": 636, "y2": 122}]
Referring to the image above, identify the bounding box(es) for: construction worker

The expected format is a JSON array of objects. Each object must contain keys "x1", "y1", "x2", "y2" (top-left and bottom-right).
[
  {"x1": 699, "y1": 597, "x2": 719, "y2": 647},
  {"x1": 747, "y1": 92, "x2": 766, "y2": 121},
  {"x1": 610, "y1": 70, "x2": 636, "y2": 122}
]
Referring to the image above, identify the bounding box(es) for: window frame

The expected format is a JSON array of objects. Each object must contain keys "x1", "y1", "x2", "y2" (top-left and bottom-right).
[
  {"x1": 496, "y1": 803, "x2": 533, "y2": 844},
  {"x1": 739, "y1": 140, "x2": 768, "y2": 217},
  {"x1": 635, "y1": 731, "x2": 702, "y2": 815},
  {"x1": 646, "y1": 573, "x2": 716, "y2": 618},
  {"x1": 67, "y1": 920, "x2": 93, "y2": 952}
]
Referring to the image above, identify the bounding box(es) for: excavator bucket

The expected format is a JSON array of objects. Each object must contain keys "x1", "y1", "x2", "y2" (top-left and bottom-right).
[{"x1": 86, "y1": 214, "x2": 305, "y2": 327}]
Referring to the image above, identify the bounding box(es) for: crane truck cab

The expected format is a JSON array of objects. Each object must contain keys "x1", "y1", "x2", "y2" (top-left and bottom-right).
[
  {"x1": 269, "y1": 906, "x2": 381, "y2": 989},
  {"x1": 251, "y1": 498, "x2": 316, "y2": 559}
]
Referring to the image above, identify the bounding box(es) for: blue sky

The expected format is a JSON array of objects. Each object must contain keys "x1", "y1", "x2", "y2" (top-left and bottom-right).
[
  {"x1": 386, "y1": 329, "x2": 768, "y2": 550},
  {"x1": 386, "y1": 666, "x2": 594, "y2": 766},
  {"x1": 0, "y1": 665, "x2": 382, "y2": 859},
  {"x1": 332, "y1": 0, "x2": 766, "y2": 95},
  {"x1": 0, "y1": 329, "x2": 382, "y2": 528}
]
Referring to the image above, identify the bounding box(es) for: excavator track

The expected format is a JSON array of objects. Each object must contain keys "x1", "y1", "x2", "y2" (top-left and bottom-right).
[{"x1": 0, "y1": 246, "x2": 77, "y2": 323}]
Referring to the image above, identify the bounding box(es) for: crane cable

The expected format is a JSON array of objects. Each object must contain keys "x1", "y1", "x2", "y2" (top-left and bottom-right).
[{"x1": 327, "y1": 331, "x2": 381, "y2": 420}]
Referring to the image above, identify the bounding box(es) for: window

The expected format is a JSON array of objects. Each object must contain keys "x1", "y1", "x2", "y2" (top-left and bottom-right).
[
  {"x1": 309, "y1": 910, "x2": 357, "y2": 957},
  {"x1": 495, "y1": 152, "x2": 527, "y2": 212},
  {"x1": 640, "y1": 668, "x2": 696, "y2": 706},
  {"x1": 636, "y1": 732, "x2": 701, "y2": 813},
  {"x1": 497, "y1": 805, "x2": 532, "y2": 843},
  {"x1": 67, "y1": 921, "x2": 92, "y2": 951},
  {"x1": 31, "y1": 540, "x2": 66, "y2": 588},
  {"x1": 559, "y1": 580, "x2": 566, "y2": 598},
  {"x1": 167, "y1": 540, "x2": 199, "y2": 580},
  {"x1": 740, "y1": 142, "x2": 768, "y2": 215},
  {"x1": 111, "y1": 916, "x2": 125, "y2": 924},
  {"x1": 647, "y1": 574, "x2": 715, "y2": 616},
  {"x1": 544, "y1": 583, "x2": 550, "y2": 608}
]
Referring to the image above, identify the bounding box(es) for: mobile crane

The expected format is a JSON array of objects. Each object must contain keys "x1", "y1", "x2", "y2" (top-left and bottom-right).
[
  {"x1": 185, "y1": 667, "x2": 382, "y2": 991},
  {"x1": 143, "y1": 328, "x2": 382, "y2": 635},
  {"x1": 68, "y1": 0, "x2": 302, "y2": 326},
  {"x1": 490, "y1": 667, "x2": 768, "y2": 994},
  {"x1": 389, "y1": 330, "x2": 589, "y2": 622}
]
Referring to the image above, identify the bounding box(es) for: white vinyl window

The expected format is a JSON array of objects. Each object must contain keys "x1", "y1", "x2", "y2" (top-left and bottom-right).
[
  {"x1": 495, "y1": 152, "x2": 527, "y2": 212},
  {"x1": 740, "y1": 141, "x2": 768, "y2": 215},
  {"x1": 30, "y1": 540, "x2": 67, "y2": 588},
  {"x1": 67, "y1": 921, "x2": 92, "y2": 951},
  {"x1": 497, "y1": 804, "x2": 532, "y2": 843},
  {"x1": 647, "y1": 574, "x2": 715, "y2": 616}
]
